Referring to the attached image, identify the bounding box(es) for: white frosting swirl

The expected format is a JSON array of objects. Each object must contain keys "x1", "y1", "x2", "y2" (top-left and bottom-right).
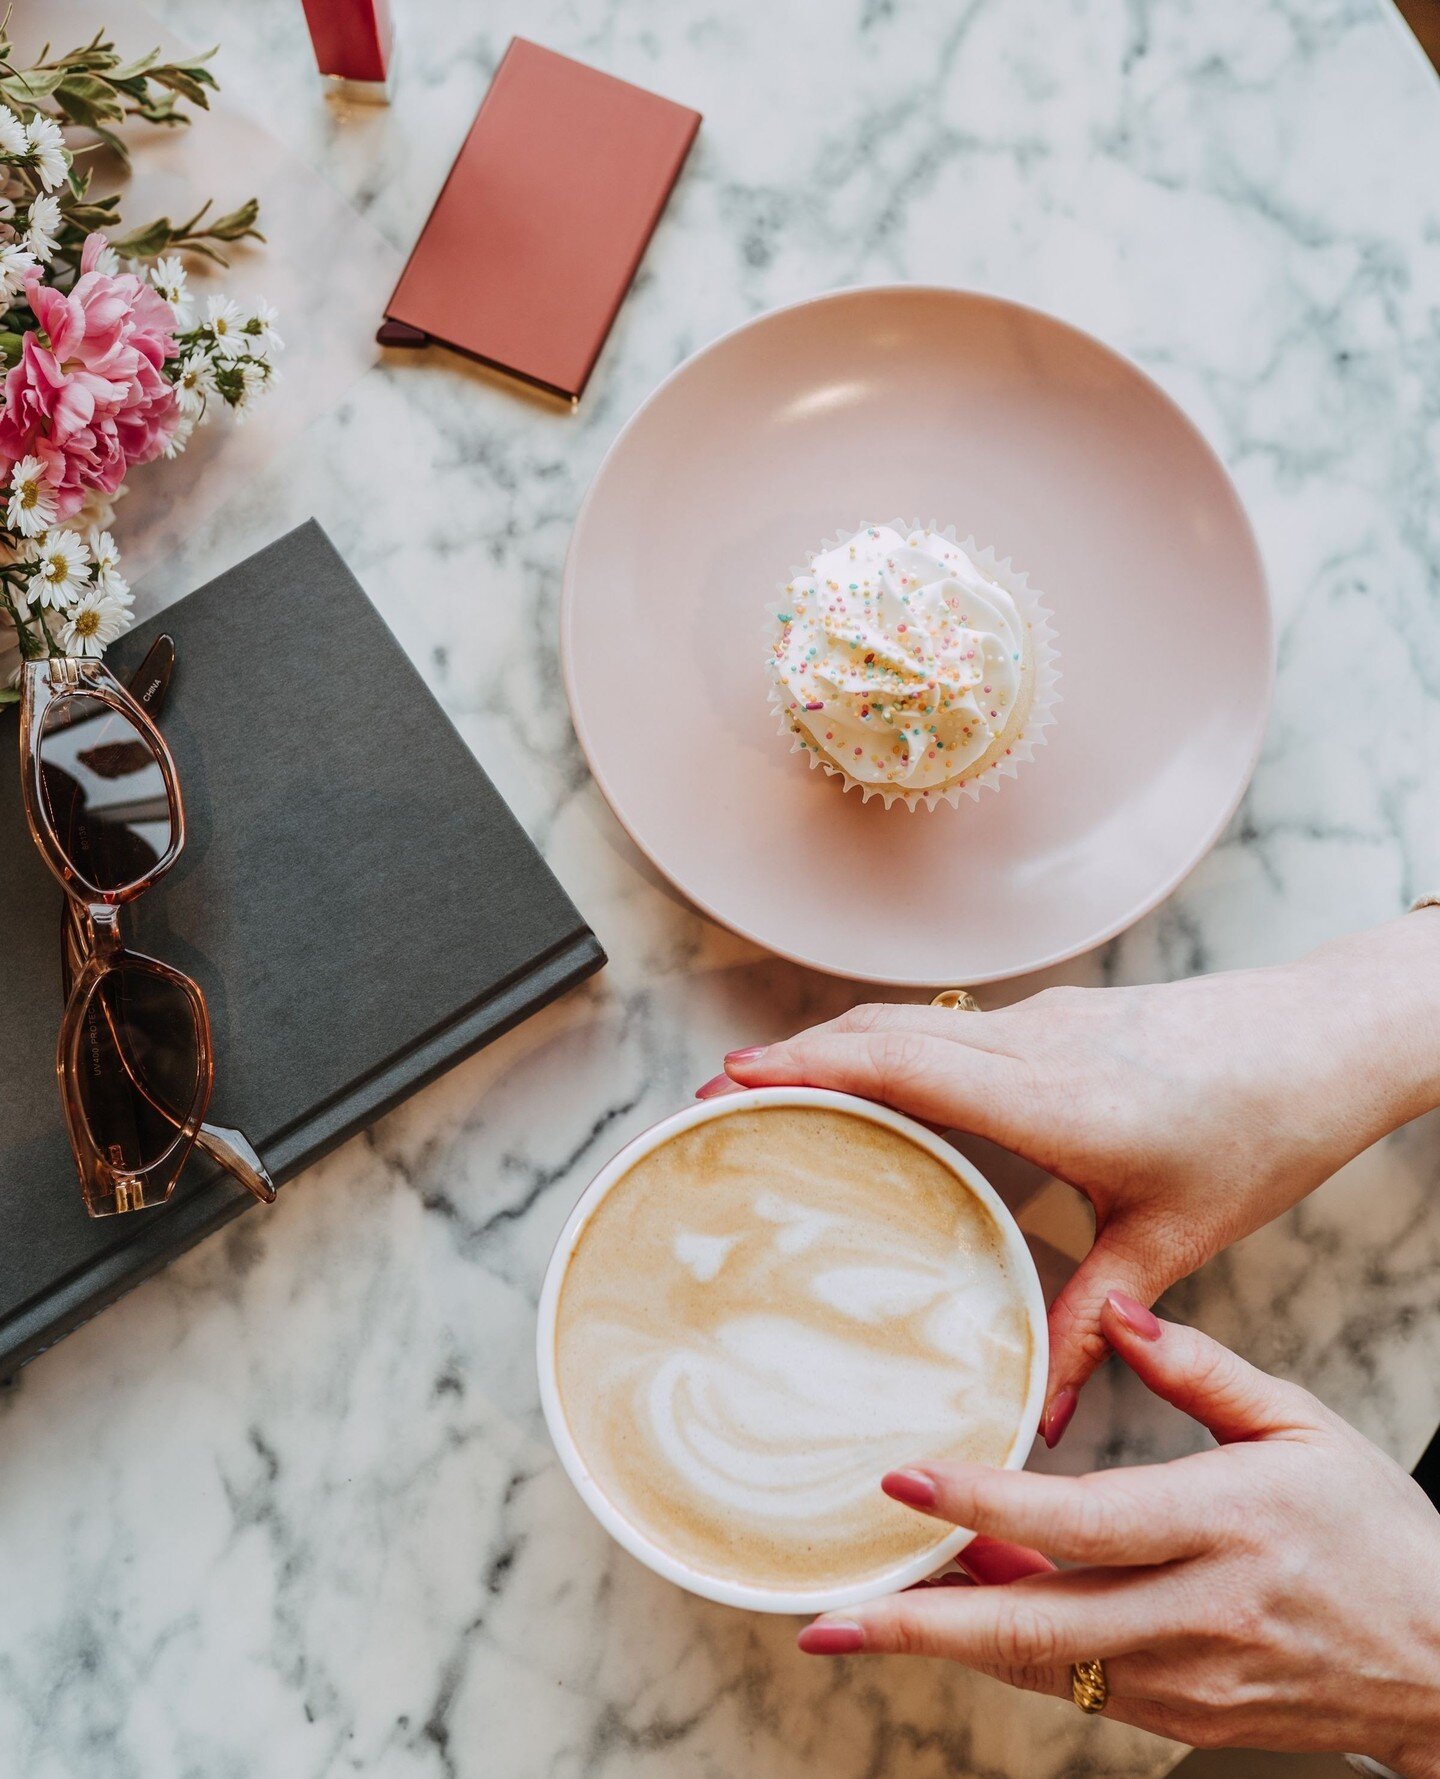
[{"x1": 770, "y1": 524, "x2": 1028, "y2": 792}]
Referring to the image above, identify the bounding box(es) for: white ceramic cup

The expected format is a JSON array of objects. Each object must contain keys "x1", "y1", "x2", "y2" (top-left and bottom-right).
[{"x1": 536, "y1": 1085, "x2": 1051, "y2": 1615}]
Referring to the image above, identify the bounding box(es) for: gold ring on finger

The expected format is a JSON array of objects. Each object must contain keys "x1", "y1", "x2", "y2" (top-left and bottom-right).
[
  {"x1": 930, "y1": 987, "x2": 981, "y2": 1011},
  {"x1": 1071, "y1": 1657, "x2": 1108, "y2": 1714}
]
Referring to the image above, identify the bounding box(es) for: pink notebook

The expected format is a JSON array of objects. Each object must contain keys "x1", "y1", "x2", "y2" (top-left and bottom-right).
[{"x1": 380, "y1": 39, "x2": 701, "y2": 402}]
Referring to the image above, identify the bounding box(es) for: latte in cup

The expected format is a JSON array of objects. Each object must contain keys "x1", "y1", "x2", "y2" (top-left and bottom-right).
[{"x1": 550, "y1": 1101, "x2": 1039, "y2": 1600}]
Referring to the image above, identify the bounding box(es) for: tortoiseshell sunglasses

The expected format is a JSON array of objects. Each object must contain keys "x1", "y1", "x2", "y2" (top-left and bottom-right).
[{"x1": 18, "y1": 640, "x2": 275, "y2": 1217}]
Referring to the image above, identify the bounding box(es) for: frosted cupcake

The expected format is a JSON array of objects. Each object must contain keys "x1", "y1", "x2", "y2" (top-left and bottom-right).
[{"x1": 768, "y1": 523, "x2": 1059, "y2": 808}]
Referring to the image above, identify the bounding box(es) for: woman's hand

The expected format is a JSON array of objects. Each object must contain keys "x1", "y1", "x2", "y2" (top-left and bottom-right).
[
  {"x1": 795, "y1": 1298, "x2": 1440, "y2": 1773},
  {"x1": 702, "y1": 914, "x2": 1440, "y2": 1439}
]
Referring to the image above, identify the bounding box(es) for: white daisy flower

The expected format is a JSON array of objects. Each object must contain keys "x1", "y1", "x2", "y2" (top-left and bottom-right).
[
  {"x1": 162, "y1": 412, "x2": 195, "y2": 459},
  {"x1": 242, "y1": 298, "x2": 282, "y2": 359},
  {"x1": 149, "y1": 252, "x2": 192, "y2": 325},
  {"x1": 203, "y1": 293, "x2": 247, "y2": 360},
  {"x1": 24, "y1": 191, "x2": 60, "y2": 263},
  {"x1": 231, "y1": 358, "x2": 270, "y2": 423},
  {"x1": 0, "y1": 238, "x2": 37, "y2": 297},
  {"x1": 24, "y1": 530, "x2": 92, "y2": 609},
  {"x1": 173, "y1": 348, "x2": 217, "y2": 418},
  {"x1": 24, "y1": 116, "x2": 68, "y2": 191},
  {"x1": 7, "y1": 455, "x2": 57, "y2": 538},
  {"x1": 88, "y1": 529, "x2": 131, "y2": 605},
  {"x1": 88, "y1": 239, "x2": 119, "y2": 276},
  {"x1": 0, "y1": 107, "x2": 27, "y2": 158},
  {"x1": 58, "y1": 585, "x2": 130, "y2": 658}
]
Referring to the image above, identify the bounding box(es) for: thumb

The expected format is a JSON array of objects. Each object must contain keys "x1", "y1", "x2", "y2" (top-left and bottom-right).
[
  {"x1": 1099, "y1": 1294, "x2": 1321, "y2": 1444},
  {"x1": 1041, "y1": 1213, "x2": 1181, "y2": 1444}
]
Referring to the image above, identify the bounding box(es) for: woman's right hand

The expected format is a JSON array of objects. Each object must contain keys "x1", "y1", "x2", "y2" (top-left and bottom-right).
[
  {"x1": 795, "y1": 1299, "x2": 1440, "y2": 1774},
  {"x1": 704, "y1": 913, "x2": 1440, "y2": 1441}
]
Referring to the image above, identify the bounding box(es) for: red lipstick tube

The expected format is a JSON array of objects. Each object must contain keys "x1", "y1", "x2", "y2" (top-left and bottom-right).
[{"x1": 299, "y1": 0, "x2": 394, "y2": 99}]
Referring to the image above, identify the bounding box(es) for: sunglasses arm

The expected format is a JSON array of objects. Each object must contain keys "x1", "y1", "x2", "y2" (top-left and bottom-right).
[{"x1": 194, "y1": 1123, "x2": 277, "y2": 1204}]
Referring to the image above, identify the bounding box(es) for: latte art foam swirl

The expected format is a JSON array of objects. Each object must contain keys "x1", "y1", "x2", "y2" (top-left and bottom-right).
[
  {"x1": 555, "y1": 1109, "x2": 1034, "y2": 1594},
  {"x1": 646, "y1": 1307, "x2": 1011, "y2": 1522}
]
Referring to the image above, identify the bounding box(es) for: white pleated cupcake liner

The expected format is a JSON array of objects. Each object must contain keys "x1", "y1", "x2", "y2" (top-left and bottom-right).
[{"x1": 765, "y1": 520, "x2": 1061, "y2": 811}]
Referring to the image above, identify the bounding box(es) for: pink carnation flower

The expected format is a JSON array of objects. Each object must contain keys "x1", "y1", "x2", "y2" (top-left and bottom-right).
[{"x1": 0, "y1": 234, "x2": 180, "y2": 520}]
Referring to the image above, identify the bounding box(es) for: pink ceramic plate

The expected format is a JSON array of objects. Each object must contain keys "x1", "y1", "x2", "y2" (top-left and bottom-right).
[{"x1": 562, "y1": 287, "x2": 1271, "y2": 985}]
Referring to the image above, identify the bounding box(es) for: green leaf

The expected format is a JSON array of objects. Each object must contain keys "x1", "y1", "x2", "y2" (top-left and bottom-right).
[
  {"x1": 61, "y1": 70, "x2": 124, "y2": 103},
  {"x1": 55, "y1": 71, "x2": 127, "y2": 129},
  {"x1": 107, "y1": 50, "x2": 162, "y2": 83},
  {"x1": 0, "y1": 67, "x2": 65, "y2": 101},
  {"x1": 148, "y1": 64, "x2": 212, "y2": 109},
  {"x1": 60, "y1": 193, "x2": 124, "y2": 229},
  {"x1": 167, "y1": 48, "x2": 218, "y2": 84},
  {"x1": 129, "y1": 92, "x2": 185, "y2": 127},
  {"x1": 106, "y1": 215, "x2": 173, "y2": 258},
  {"x1": 205, "y1": 196, "x2": 261, "y2": 241},
  {"x1": 0, "y1": 688, "x2": 20, "y2": 708}
]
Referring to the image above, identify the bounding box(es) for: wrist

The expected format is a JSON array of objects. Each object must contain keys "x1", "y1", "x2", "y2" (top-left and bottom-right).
[
  {"x1": 1283, "y1": 912, "x2": 1440, "y2": 1151},
  {"x1": 1366, "y1": 1515, "x2": 1440, "y2": 1778}
]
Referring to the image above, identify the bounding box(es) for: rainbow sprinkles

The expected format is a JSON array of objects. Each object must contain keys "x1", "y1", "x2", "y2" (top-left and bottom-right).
[{"x1": 765, "y1": 522, "x2": 1060, "y2": 810}]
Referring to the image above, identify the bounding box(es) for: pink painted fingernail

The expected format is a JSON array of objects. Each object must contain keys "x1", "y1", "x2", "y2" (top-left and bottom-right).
[
  {"x1": 724, "y1": 1045, "x2": 768, "y2": 1064},
  {"x1": 797, "y1": 1619, "x2": 864, "y2": 1656},
  {"x1": 1041, "y1": 1385, "x2": 1078, "y2": 1448},
  {"x1": 959, "y1": 1535, "x2": 1056, "y2": 1586},
  {"x1": 882, "y1": 1468, "x2": 937, "y2": 1510},
  {"x1": 1106, "y1": 1291, "x2": 1162, "y2": 1341},
  {"x1": 695, "y1": 1074, "x2": 738, "y2": 1099}
]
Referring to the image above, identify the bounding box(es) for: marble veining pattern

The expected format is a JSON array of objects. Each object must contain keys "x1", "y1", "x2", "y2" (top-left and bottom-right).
[{"x1": 2, "y1": 1, "x2": 1439, "y2": 1775}]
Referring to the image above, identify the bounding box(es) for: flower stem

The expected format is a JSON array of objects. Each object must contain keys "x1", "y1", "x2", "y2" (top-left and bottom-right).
[{"x1": 0, "y1": 576, "x2": 53, "y2": 660}]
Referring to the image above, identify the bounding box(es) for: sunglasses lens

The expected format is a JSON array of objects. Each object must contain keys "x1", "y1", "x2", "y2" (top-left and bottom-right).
[
  {"x1": 38, "y1": 694, "x2": 174, "y2": 891},
  {"x1": 76, "y1": 964, "x2": 203, "y2": 1174}
]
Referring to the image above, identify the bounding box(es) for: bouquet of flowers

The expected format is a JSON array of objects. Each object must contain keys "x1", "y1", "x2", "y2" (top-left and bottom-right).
[{"x1": 0, "y1": 24, "x2": 281, "y2": 695}]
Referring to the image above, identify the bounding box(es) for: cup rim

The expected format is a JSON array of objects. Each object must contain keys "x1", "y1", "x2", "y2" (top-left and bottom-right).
[{"x1": 535, "y1": 1085, "x2": 1051, "y2": 1615}]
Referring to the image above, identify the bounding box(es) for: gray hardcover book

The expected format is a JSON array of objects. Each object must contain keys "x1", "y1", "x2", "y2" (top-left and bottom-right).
[{"x1": 0, "y1": 520, "x2": 604, "y2": 1376}]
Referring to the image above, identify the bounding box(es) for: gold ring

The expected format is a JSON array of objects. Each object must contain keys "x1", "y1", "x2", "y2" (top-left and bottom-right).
[
  {"x1": 1071, "y1": 1658, "x2": 1108, "y2": 1714},
  {"x1": 930, "y1": 987, "x2": 981, "y2": 1011}
]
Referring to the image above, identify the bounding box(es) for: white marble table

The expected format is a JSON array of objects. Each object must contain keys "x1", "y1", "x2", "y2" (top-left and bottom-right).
[{"x1": 3, "y1": 2, "x2": 1439, "y2": 1774}]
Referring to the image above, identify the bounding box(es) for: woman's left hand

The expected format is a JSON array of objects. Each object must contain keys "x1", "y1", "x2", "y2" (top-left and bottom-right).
[{"x1": 797, "y1": 1296, "x2": 1440, "y2": 1773}]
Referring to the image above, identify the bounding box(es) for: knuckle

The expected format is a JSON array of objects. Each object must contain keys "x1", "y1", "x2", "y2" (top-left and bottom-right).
[
  {"x1": 880, "y1": 1611, "x2": 939, "y2": 1659},
  {"x1": 1203, "y1": 1490, "x2": 1253, "y2": 1554},
  {"x1": 1284, "y1": 1382, "x2": 1330, "y2": 1430},
  {"x1": 1188, "y1": 1338, "x2": 1244, "y2": 1404},
  {"x1": 1062, "y1": 1319, "x2": 1111, "y2": 1379},
  {"x1": 839, "y1": 1001, "x2": 892, "y2": 1035},
  {"x1": 1218, "y1": 1593, "x2": 1267, "y2": 1650},
  {"x1": 872, "y1": 1028, "x2": 932, "y2": 1096},
  {"x1": 1183, "y1": 1670, "x2": 1243, "y2": 1716},
  {"x1": 989, "y1": 1603, "x2": 1063, "y2": 1670},
  {"x1": 1068, "y1": 1479, "x2": 1123, "y2": 1554}
]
